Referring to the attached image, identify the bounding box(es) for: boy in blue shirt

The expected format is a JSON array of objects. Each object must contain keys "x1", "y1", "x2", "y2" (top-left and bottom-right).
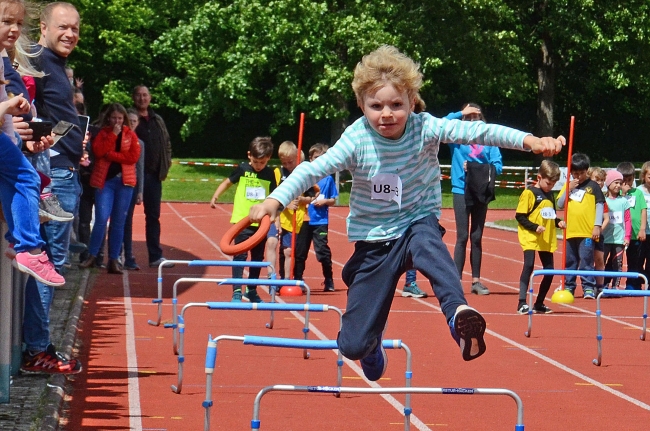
[
  {"x1": 249, "y1": 45, "x2": 564, "y2": 381},
  {"x1": 295, "y1": 143, "x2": 338, "y2": 292}
]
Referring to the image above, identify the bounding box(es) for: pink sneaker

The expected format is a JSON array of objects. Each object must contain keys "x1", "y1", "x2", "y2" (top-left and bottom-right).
[{"x1": 13, "y1": 251, "x2": 65, "y2": 287}]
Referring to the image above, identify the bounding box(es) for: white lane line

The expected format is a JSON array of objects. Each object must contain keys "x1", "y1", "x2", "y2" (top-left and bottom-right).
[
  {"x1": 410, "y1": 296, "x2": 650, "y2": 411},
  {"x1": 124, "y1": 271, "x2": 143, "y2": 431},
  {"x1": 167, "y1": 202, "x2": 431, "y2": 430}
]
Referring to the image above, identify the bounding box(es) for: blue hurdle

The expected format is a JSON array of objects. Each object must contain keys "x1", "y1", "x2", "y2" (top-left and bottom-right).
[
  {"x1": 163, "y1": 278, "x2": 313, "y2": 355},
  {"x1": 171, "y1": 302, "x2": 343, "y2": 394},
  {"x1": 251, "y1": 385, "x2": 524, "y2": 431},
  {"x1": 594, "y1": 288, "x2": 650, "y2": 366},
  {"x1": 148, "y1": 260, "x2": 275, "y2": 327},
  {"x1": 202, "y1": 335, "x2": 413, "y2": 431},
  {"x1": 524, "y1": 269, "x2": 649, "y2": 338}
]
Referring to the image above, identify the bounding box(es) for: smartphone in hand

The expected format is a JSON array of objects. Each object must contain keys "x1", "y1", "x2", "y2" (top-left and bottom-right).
[{"x1": 26, "y1": 121, "x2": 52, "y2": 141}]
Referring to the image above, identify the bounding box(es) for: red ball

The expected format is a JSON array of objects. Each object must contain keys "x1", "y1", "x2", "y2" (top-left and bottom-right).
[{"x1": 279, "y1": 285, "x2": 303, "y2": 296}]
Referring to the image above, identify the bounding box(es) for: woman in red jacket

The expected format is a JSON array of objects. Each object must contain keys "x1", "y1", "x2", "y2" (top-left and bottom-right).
[{"x1": 80, "y1": 103, "x2": 141, "y2": 273}]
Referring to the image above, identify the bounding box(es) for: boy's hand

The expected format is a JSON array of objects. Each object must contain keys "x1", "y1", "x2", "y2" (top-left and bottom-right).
[
  {"x1": 639, "y1": 231, "x2": 647, "y2": 241},
  {"x1": 210, "y1": 196, "x2": 219, "y2": 208},
  {"x1": 3, "y1": 95, "x2": 30, "y2": 116},
  {"x1": 535, "y1": 226, "x2": 546, "y2": 234},
  {"x1": 286, "y1": 199, "x2": 299, "y2": 211},
  {"x1": 523, "y1": 135, "x2": 566, "y2": 156},
  {"x1": 592, "y1": 226, "x2": 601, "y2": 241},
  {"x1": 249, "y1": 199, "x2": 282, "y2": 222},
  {"x1": 568, "y1": 178, "x2": 579, "y2": 192},
  {"x1": 558, "y1": 221, "x2": 566, "y2": 229}
]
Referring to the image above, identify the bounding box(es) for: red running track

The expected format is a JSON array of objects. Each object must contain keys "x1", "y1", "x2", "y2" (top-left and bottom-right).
[{"x1": 64, "y1": 204, "x2": 650, "y2": 430}]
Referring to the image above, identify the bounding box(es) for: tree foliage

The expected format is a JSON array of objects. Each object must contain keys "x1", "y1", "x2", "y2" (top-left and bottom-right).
[{"x1": 67, "y1": 0, "x2": 650, "y2": 160}]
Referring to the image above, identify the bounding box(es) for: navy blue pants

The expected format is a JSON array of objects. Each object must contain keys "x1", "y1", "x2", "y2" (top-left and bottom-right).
[{"x1": 337, "y1": 213, "x2": 467, "y2": 360}]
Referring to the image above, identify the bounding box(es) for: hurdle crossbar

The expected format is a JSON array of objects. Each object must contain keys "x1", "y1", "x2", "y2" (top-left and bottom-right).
[
  {"x1": 148, "y1": 260, "x2": 275, "y2": 327},
  {"x1": 202, "y1": 336, "x2": 413, "y2": 431},
  {"x1": 172, "y1": 303, "x2": 343, "y2": 394},
  {"x1": 248, "y1": 385, "x2": 523, "y2": 431}
]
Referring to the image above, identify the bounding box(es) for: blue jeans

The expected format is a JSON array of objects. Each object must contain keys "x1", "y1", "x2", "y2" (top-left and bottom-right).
[
  {"x1": 143, "y1": 173, "x2": 163, "y2": 262},
  {"x1": 0, "y1": 132, "x2": 43, "y2": 251},
  {"x1": 23, "y1": 167, "x2": 81, "y2": 352},
  {"x1": 88, "y1": 176, "x2": 134, "y2": 259},
  {"x1": 565, "y1": 237, "x2": 596, "y2": 292},
  {"x1": 122, "y1": 185, "x2": 139, "y2": 264}
]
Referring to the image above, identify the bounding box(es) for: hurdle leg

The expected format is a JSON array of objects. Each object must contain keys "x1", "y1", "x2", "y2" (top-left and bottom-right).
[
  {"x1": 642, "y1": 294, "x2": 648, "y2": 341},
  {"x1": 203, "y1": 337, "x2": 217, "y2": 431},
  {"x1": 147, "y1": 275, "x2": 164, "y2": 326},
  {"x1": 593, "y1": 294, "x2": 604, "y2": 366},
  {"x1": 302, "y1": 286, "x2": 312, "y2": 359},
  {"x1": 172, "y1": 316, "x2": 186, "y2": 393},
  {"x1": 525, "y1": 274, "x2": 534, "y2": 337},
  {"x1": 265, "y1": 273, "x2": 277, "y2": 329}
]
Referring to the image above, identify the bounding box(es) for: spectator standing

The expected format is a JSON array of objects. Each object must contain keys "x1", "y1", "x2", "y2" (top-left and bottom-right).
[
  {"x1": 131, "y1": 85, "x2": 172, "y2": 267},
  {"x1": 122, "y1": 108, "x2": 144, "y2": 270},
  {"x1": 79, "y1": 103, "x2": 140, "y2": 274},
  {"x1": 448, "y1": 103, "x2": 502, "y2": 295},
  {"x1": 20, "y1": 0, "x2": 84, "y2": 374},
  {"x1": 602, "y1": 169, "x2": 631, "y2": 289},
  {"x1": 617, "y1": 162, "x2": 647, "y2": 289}
]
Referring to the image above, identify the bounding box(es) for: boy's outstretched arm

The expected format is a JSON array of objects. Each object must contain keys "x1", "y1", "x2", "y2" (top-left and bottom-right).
[
  {"x1": 523, "y1": 135, "x2": 566, "y2": 156},
  {"x1": 250, "y1": 198, "x2": 283, "y2": 222}
]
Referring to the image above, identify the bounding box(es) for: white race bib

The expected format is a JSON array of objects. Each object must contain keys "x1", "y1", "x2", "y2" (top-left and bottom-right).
[
  {"x1": 540, "y1": 207, "x2": 556, "y2": 220},
  {"x1": 626, "y1": 195, "x2": 637, "y2": 208},
  {"x1": 609, "y1": 211, "x2": 623, "y2": 224},
  {"x1": 644, "y1": 195, "x2": 650, "y2": 208},
  {"x1": 245, "y1": 186, "x2": 266, "y2": 200},
  {"x1": 569, "y1": 189, "x2": 585, "y2": 203},
  {"x1": 371, "y1": 173, "x2": 402, "y2": 209}
]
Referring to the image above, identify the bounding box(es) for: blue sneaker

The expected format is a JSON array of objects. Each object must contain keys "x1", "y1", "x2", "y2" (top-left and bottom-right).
[
  {"x1": 360, "y1": 336, "x2": 387, "y2": 381},
  {"x1": 583, "y1": 289, "x2": 595, "y2": 299},
  {"x1": 449, "y1": 306, "x2": 487, "y2": 361},
  {"x1": 231, "y1": 289, "x2": 243, "y2": 302},
  {"x1": 402, "y1": 281, "x2": 428, "y2": 298},
  {"x1": 244, "y1": 289, "x2": 264, "y2": 303}
]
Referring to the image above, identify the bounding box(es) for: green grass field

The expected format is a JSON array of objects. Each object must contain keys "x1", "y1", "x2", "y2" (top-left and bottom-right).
[{"x1": 163, "y1": 158, "x2": 525, "y2": 215}]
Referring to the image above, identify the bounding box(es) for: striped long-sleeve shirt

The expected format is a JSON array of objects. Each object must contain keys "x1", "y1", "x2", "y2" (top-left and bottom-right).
[{"x1": 268, "y1": 112, "x2": 529, "y2": 242}]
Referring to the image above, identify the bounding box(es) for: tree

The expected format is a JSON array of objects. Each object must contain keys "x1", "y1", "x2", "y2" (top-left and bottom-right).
[{"x1": 154, "y1": 0, "x2": 403, "y2": 142}]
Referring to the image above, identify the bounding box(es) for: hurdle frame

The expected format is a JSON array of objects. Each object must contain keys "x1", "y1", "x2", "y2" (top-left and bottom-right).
[
  {"x1": 171, "y1": 302, "x2": 343, "y2": 394},
  {"x1": 202, "y1": 335, "x2": 413, "y2": 431},
  {"x1": 524, "y1": 269, "x2": 648, "y2": 338},
  {"x1": 148, "y1": 260, "x2": 275, "y2": 327},
  {"x1": 249, "y1": 385, "x2": 524, "y2": 431},
  {"x1": 594, "y1": 287, "x2": 650, "y2": 366},
  {"x1": 161, "y1": 277, "x2": 312, "y2": 355}
]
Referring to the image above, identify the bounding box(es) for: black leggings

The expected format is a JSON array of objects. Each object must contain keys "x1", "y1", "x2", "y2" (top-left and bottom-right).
[
  {"x1": 453, "y1": 193, "x2": 488, "y2": 279},
  {"x1": 518, "y1": 250, "x2": 555, "y2": 306}
]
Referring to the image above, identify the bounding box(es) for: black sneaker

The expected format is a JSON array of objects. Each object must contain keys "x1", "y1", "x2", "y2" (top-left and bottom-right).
[
  {"x1": 39, "y1": 194, "x2": 74, "y2": 222},
  {"x1": 533, "y1": 304, "x2": 553, "y2": 314},
  {"x1": 449, "y1": 306, "x2": 487, "y2": 361},
  {"x1": 360, "y1": 335, "x2": 387, "y2": 381},
  {"x1": 517, "y1": 303, "x2": 530, "y2": 315},
  {"x1": 323, "y1": 278, "x2": 335, "y2": 292},
  {"x1": 21, "y1": 344, "x2": 82, "y2": 374}
]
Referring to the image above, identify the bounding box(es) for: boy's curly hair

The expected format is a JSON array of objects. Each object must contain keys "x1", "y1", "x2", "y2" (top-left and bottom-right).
[{"x1": 352, "y1": 45, "x2": 423, "y2": 106}]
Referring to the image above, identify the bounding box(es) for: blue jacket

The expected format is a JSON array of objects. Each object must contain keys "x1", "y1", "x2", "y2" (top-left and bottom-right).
[{"x1": 446, "y1": 111, "x2": 503, "y2": 195}]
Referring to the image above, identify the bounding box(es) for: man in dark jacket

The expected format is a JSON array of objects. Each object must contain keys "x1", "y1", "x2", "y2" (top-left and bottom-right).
[
  {"x1": 20, "y1": 1, "x2": 83, "y2": 375},
  {"x1": 131, "y1": 85, "x2": 172, "y2": 267}
]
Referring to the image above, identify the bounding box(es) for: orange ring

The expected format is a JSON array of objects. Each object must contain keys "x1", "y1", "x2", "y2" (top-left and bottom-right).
[{"x1": 219, "y1": 215, "x2": 271, "y2": 255}]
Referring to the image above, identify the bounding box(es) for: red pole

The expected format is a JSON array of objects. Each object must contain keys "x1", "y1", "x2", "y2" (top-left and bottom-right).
[
  {"x1": 560, "y1": 116, "x2": 576, "y2": 289},
  {"x1": 290, "y1": 113, "x2": 305, "y2": 279}
]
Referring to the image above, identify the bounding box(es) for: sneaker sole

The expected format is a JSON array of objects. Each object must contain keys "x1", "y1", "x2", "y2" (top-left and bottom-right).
[
  {"x1": 20, "y1": 365, "x2": 82, "y2": 375},
  {"x1": 533, "y1": 309, "x2": 553, "y2": 314},
  {"x1": 38, "y1": 210, "x2": 74, "y2": 223},
  {"x1": 12, "y1": 260, "x2": 65, "y2": 287},
  {"x1": 454, "y1": 309, "x2": 487, "y2": 361},
  {"x1": 401, "y1": 291, "x2": 427, "y2": 298}
]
